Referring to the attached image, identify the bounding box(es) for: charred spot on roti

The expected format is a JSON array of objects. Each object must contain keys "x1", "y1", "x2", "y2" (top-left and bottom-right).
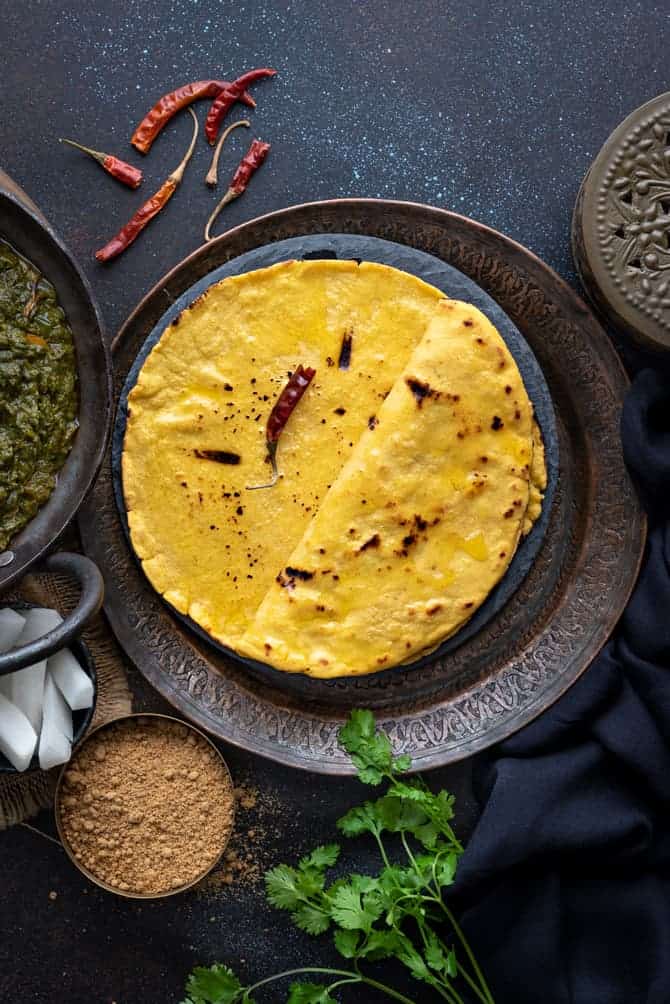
[
  {"x1": 193, "y1": 449, "x2": 242, "y2": 466},
  {"x1": 368, "y1": 415, "x2": 378, "y2": 430},
  {"x1": 338, "y1": 331, "x2": 353, "y2": 370},
  {"x1": 491, "y1": 416, "x2": 504, "y2": 430},
  {"x1": 405, "y1": 377, "x2": 439, "y2": 406},
  {"x1": 285, "y1": 566, "x2": 314, "y2": 581},
  {"x1": 358, "y1": 534, "x2": 381, "y2": 552}
]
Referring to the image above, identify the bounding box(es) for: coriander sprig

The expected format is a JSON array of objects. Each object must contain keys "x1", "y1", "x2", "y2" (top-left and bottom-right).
[{"x1": 182, "y1": 710, "x2": 495, "y2": 1004}]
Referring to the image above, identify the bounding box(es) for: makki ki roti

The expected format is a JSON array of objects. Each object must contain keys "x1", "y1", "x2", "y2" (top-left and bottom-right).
[
  {"x1": 237, "y1": 299, "x2": 539, "y2": 677},
  {"x1": 123, "y1": 260, "x2": 546, "y2": 677},
  {"x1": 122, "y1": 259, "x2": 448, "y2": 646}
]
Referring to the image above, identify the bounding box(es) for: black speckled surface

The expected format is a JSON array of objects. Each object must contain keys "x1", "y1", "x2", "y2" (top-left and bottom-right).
[{"x1": 0, "y1": 2, "x2": 668, "y2": 1002}]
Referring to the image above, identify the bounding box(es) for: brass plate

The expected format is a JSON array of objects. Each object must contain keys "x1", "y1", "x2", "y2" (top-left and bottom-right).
[
  {"x1": 78, "y1": 199, "x2": 645, "y2": 774},
  {"x1": 572, "y1": 91, "x2": 670, "y2": 351}
]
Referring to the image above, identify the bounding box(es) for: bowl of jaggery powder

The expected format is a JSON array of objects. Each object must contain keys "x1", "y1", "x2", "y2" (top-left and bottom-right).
[{"x1": 55, "y1": 713, "x2": 235, "y2": 897}]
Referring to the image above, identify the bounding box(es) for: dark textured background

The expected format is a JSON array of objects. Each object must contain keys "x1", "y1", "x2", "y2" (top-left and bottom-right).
[{"x1": 0, "y1": 2, "x2": 667, "y2": 1002}]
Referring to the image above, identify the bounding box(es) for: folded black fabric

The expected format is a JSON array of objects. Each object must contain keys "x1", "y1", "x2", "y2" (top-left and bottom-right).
[{"x1": 456, "y1": 369, "x2": 670, "y2": 1004}]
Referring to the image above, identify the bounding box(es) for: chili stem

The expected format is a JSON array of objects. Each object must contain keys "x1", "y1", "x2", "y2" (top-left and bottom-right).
[
  {"x1": 204, "y1": 190, "x2": 238, "y2": 240},
  {"x1": 246, "y1": 440, "x2": 278, "y2": 491},
  {"x1": 60, "y1": 138, "x2": 106, "y2": 163},
  {"x1": 205, "y1": 119, "x2": 250, "y2": 187},
  {"x1": 169, "y1": 107, "x2": 199, "y2": 184}
]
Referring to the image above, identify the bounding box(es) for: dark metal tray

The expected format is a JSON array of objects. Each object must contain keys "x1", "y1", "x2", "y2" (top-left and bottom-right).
[{"x1": 78, "y1": 198, "x2": 645, "y2": 774}]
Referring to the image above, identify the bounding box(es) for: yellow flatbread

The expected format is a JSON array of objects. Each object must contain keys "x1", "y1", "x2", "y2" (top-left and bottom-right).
[
  {"x1": 238, "y1": 299, "x2": 535, "y2": 676},
  {"x1": 123, "y1": 260, "x2": 446, "y2": 648},
  {"x1": 123, "y1": 261, "x2": 545, "y2": 678}
]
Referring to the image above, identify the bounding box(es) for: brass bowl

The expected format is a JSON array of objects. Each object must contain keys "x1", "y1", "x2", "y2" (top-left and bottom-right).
[{"x1": 54, "y1": 712, "x2": 235, "y2": 899}]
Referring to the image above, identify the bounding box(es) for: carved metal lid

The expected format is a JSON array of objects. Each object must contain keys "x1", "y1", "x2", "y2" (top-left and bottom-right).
[{"x1": 572, "y1": 92, "x2": 670, "y2": 351}]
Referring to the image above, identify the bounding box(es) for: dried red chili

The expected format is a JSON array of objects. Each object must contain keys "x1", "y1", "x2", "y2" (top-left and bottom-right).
[
  {"x1": 131, "y1": 79, "x2": 256, "y2": 154},
  {"x1": 205, "y1": 139, "x2": 271, "y2": 242},
  {"x1": 205, "y1": 119, "x2": 250, "y2": 187},
  {"x1": 247, "y1": 365, "x2": 316, "y2": 490},
  {"x1": 60, "y1": 138, "x2": 143, "y2": 189},
  {"x1": 204, "y1": 68, "x2": 277, "y2": 145},
  {"x1": 95, "y1": 109, "x2": 198, "y2": 263}
]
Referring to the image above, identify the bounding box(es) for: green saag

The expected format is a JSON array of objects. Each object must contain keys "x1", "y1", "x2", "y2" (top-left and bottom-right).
[
  {"x1": 0, "y1": 239, "x2": 78, "y2": 550},
  {"x1": 183, "y1": 710, "x2": 494, "y2": 1004}
]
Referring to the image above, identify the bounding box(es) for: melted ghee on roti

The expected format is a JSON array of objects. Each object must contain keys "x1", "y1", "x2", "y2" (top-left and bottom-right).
[
  {"x1": 238, "y1": 300, "x2": 535, "y2": 677},
  {"x1": 123, "y1": 260, "x2": 446, "y2": 646}
]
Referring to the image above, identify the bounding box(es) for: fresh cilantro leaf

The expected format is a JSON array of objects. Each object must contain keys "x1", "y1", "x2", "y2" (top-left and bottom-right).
[
  {"x1": 395, "y1": 940, "x2": 432, "y2": 983},
  {"x1": 338, "y1": 710, "x2": 394, "y2": 785},
  {"x1": 424, "y1": 929, "x2": 450, "y2": 975},
  {"x1": 299, "y1": 844, "x2": 340, "y2": 872},
  {"x1": 348, "y1": 873, "x2": 379, "y2": 894},
  {"x1": 358, "y1": 928, "x2": 407, "y2": 961},
  {"x1": 293, "y1": 903, "x2": 331, "y2": 936},
  {"x1": 287, "y1": 982, "x2": 337, "y2": 1004},
  {"x1": 338, "y1": 709, "x2": 378, "y2": 749},
  {"x1": 427, "y1": 790, "x2": 457, "y2": 829},
  {"x1": 336, "y1": 801, "x2": 383, "y2": 837},
  {"x1": 388, "y1": 780, "x2": 432, "y2": 803},
  {"x1": 377, "y1": 794, "x2": 429, "y2": 834},
  {"x1": 413, "y1": 821, "x2": 440, "y2": 849},
  {"x1": 393, "y1": 753, "x2": 412, "y2": 774},
  {"x1": 265, "y1": 864, "x2": 304, "y2": 910},
  {"x1": 329, "y1": 881, "x2": 383, "y2": 931},
  {"x1": 183, "y1": 964, "x2": 243, "y2": 1004},
  {"x1": 434, "y1": 851, "x2": 459, "y2": 888},
  {"x1": 333, "y1": 928, "x2": 360, "y2": 958}
]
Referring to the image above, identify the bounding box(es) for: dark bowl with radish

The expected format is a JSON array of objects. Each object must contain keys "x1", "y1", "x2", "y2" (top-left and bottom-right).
[{"x1": 0, "y1": 603, "x2": 97, "y2": 773}]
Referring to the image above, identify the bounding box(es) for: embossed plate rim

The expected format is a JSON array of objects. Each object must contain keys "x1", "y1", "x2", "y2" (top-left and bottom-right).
[{"x1": 80, "y1": 198, "x2": 646, "y2": 774}]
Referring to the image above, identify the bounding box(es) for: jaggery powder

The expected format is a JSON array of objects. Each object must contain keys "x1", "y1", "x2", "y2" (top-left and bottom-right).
[{"x1": 57, "y1": 716, "x2": 234, "y2": 895}]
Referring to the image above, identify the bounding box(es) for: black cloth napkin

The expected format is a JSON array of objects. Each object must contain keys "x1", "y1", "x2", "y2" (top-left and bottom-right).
[{"x1": 456, "y1": 369, "x2": 670, "y2": 1004}]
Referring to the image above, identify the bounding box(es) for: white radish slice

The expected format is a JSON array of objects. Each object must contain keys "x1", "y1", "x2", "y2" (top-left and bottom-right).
[
  {"x1": 6, "y1": 608, "x2": 64, "y2": 730},
  {"x1": 38, "y1": 712, "x2": 71, "y2": 771},
  {"x1": 43, "y1": 672, "x2": 73, "y2": 742},
  {"x1": 0, "y1": 608, "x2": 26, "y2": 653},
  {"x1": 0, "y1": 692, "x2": 37, "y2": 771},
  {"x1": 18, "y1": 607, "x2": 63, "y2": 643},
  {"x1": 6, "y1": 663, "x2": 46, "y2": 732},
  {"x1": 48, "y1": 648, "x2": 94, "y2": 711}
]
